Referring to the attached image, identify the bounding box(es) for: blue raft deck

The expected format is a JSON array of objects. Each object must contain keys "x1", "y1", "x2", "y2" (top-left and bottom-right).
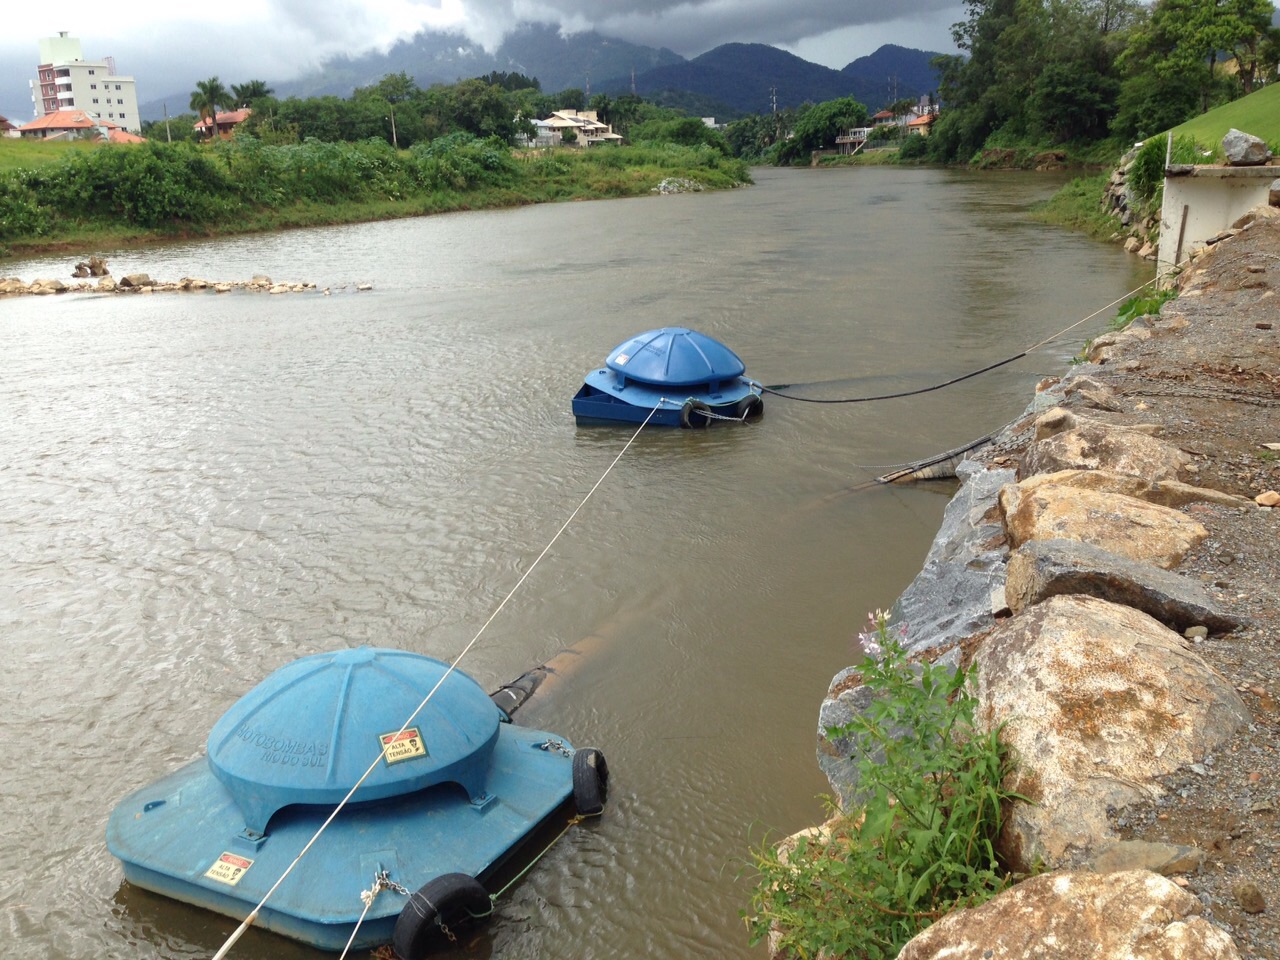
[
  {"x1": 106, "y1": 647, "x2": 603, "y2": 953},
  {"x1": 572, "y1": 327, "x2": 763, "y2": 427}
]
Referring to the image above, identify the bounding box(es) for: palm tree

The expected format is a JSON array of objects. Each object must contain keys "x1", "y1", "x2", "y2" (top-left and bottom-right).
[
  {"x1": 231, "y1": 80, "x2": 273, "y2": 108},
  {"x1": 190, "y1": 76, "x2": 232, "y2": 139}
]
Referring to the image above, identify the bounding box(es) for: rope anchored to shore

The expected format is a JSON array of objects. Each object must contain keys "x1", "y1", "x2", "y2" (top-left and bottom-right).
[
  {"x1": 762, "y1": 275, "x2": 1168, "y2": 405},
  {"x1": 211, "y1": 404, "x2": 661, "y2": 960}
]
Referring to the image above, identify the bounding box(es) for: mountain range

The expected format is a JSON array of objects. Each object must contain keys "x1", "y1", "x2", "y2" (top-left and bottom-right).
[{"x1": 139, "y1": 22, "x2": 942, "y2": 124}]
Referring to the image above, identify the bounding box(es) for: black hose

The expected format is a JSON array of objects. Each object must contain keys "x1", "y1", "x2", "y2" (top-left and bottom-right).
[{"x1": 761, "y1": 352, "x2": 1029, "y2": 404}]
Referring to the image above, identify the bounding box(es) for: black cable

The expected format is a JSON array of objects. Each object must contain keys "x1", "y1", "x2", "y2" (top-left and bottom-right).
[{"x1": 761, "y1": 351, "x2": 1029, "y2": 404}]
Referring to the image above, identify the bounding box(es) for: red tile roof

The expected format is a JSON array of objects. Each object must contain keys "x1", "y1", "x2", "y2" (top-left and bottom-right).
[
  {"x1": 193, "y1": 108, "x2": 252, "y2": 131},
  {"x1": 18, "y1": 109, "x2": 143, "y2": 141},
  {"x1": 21, "y1": 109, "x2": 109, "y2": 131}
]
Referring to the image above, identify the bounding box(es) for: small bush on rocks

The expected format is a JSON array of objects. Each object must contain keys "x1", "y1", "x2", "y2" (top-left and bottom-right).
[{"x1": 745, "y1": 612, "x2": 1018, "y2": 959}]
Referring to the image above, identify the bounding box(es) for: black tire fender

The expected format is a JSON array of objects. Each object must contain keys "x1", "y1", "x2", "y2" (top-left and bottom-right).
[
  {"x1": 393, "y1": 872, "x2": 491, "y2": 960},
  {"x1": 735, "y1": 395, "x2": 764, "y2": 420},
  {"x1": 572, "y1": 747, "x2": 609, "y2": 816},
  {"x1": 680, "y1": 399, "x2": 712, "y2": 429}
]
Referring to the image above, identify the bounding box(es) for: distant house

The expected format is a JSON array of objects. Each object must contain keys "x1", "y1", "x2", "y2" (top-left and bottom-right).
[
  {"x1": 906, "y1": 113, "x2": 935, "y2": 137},
  {"x1": 835, "y1": 127, "x2": 873, "y2": 155},
  {"x1": 870, "y1": 109, "x2": 895, "y2": 126},
  {"x1": 542, "y1": 109, "x2": 624, "y2": 147},
  {"x1": 193, "y1": 107, "x2": 251, "y2": 140},
  {"x1": 0, "y1": 114, "x2": 18, "y2": 138},
  {"x1": 18, "y1": 108, "x2": 144, "y2": 142}
]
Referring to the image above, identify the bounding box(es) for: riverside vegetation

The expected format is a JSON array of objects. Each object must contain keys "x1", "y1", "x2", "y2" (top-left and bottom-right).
[
  {"x1": 0, "y1": 134, "x2": 749, "y2": 258},
  {"x1": 746, "y1": 613, "x2": 1019, "y2": 960}
]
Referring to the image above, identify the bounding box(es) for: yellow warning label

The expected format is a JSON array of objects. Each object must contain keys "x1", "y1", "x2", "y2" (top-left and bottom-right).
[
  {"x1": 380, "y1": 727, "x2": 427, "y2": 765},
  {"x1": 205, "y1": 852, "x2": 253, "y2": 886}
]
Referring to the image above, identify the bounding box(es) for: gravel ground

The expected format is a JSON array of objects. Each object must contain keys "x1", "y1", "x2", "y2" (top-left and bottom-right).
[{"x1": 1044, "y1": 216, "x2": 1280, "y2": 959}]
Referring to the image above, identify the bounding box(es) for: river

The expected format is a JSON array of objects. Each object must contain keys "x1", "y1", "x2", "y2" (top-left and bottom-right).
[{"x1": 0, "y1": 166, "x2": 1152, "y2": 960}]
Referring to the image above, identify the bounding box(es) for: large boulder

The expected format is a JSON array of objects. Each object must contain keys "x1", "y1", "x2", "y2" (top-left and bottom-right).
[
  {"x1": 897, "y1": 870, "x2": 1240, "y2": 960},
  {"x1": 29, "y1": 278, "x2": 67, "y2": 295},
  {"x1": 1086, "y1": 324, "x2": 1152, "y2": 363},
  {"x1": 1005, "y1": 538, "x2": 1242, "y2": 634},
  {"x1": 1005, "y1": 468, "x2": 1248, "y2": 510},
  {"x1": 999, "y1": 481, "x2": 1207, "y2": 569},
  {"x1": 1222, "y1": 128, "x2": 1271, "y2": 166},
  {"x1": 1021, "y1": 408, "x2": 1190, "y2": 480},
  {"x1": 891, "y1": 460, "x2": 1015, "y2": 658},
  {"x1": 972, "y1": 595, "x2": 1247, "y2": 872}
]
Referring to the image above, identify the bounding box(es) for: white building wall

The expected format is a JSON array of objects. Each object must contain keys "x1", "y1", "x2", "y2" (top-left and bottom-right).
[
  {"x1": 32, "y1": 33, "x2": 141, "y2": 133},
  {"x1": 38, "y1": 33, "x2": 82, "y2": 66},
  {"x1": 1157, "y1": 167, "x2": 1277, "y2": 281}
]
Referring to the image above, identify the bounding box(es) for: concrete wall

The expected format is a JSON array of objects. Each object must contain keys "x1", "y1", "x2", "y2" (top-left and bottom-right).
[{"x1": 1158, "y1": 166, "x2": 1277, "y2": 280}]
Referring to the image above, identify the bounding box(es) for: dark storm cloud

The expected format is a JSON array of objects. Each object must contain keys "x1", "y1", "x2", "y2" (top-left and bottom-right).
[{"x1": 1, "y1": 0, "x2": 958, "y2": 118}]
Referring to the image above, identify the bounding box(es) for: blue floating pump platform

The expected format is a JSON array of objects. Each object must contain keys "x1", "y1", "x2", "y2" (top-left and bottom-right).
[
  {"x1": 106, "y1": 647, "x2": 607, "y2": 956},
  {"x1": 572, "y1": 327, "x2": 764, "y2": 427}
]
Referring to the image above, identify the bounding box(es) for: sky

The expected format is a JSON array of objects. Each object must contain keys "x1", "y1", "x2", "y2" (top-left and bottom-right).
[{"x1": 1, "y1": 0, "x2": 962, "y2": 121}]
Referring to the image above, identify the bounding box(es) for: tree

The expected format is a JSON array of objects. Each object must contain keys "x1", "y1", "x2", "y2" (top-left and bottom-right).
[
  {"x1": 479, "y1": 71, "x2": 540, "y2": 92},
  {"x1": 773, "y1": 96, "x2": 868, "y2": 164},
  {"x1": 588, "y1": 93, "x2": 613, "y2": 124},
  {"x1": 356, "y1": 71, "x2": 417, "y2": 104},
  {"x1": 630, "y1": 116, "x2": 730, "y2": 153},
  {"x1": 1118, "y1": 0, "x2": 1278, "y2": 117},
  {"x1": 556, "y1": 88, "x2": 586, "y2": 111},
  {"x1": 230, "y1": 80, "x2": 273, "y2": 107},
  {"x1": 190, "y1": 77, "x2": 234, "y2": 139}
]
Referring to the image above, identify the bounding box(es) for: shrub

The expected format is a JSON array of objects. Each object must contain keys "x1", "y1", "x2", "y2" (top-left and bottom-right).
[
  {"x1": 898, "y1": 135, "x2": 929, "y2": 161},
  {"x1": 1129, "y1": 135, "x2": 1208, "y2": 206},
  {"x1": 1110, "y1": 286, "x2": 1177, "y2": 330},
  {"x1": 746, "y1": 612, "x2": 1018, "y2": 959}
]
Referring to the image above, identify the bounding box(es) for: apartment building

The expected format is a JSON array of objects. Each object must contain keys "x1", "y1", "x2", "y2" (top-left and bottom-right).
[{"x1": 29, "y1": 32, "x2": 140, "y2": 133}]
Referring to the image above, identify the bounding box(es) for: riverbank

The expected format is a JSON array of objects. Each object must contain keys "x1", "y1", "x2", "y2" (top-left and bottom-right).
[
  {"x1": 0, "y1": 138, "x2": 750, "y2": 261},
  {"x1": 800, "y1": 206, "x2": 1280, "y2": 957}
]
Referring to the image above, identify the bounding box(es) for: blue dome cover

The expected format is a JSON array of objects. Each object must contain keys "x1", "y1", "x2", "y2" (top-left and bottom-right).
[
  {"x1": 605, "y1": 327, "x2": 745, "y2": 388},
  {"x1": 206, "y1": 647, "x2": 501, "y2": 834}
]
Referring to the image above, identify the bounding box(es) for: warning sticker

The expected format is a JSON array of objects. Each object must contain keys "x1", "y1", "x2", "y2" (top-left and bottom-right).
[
  {"x1": 379, "y1": 728, "x2": 427, "y2": 765},
  {"x1": 615, "y1": 353, "x2": 630, "y2": 364},
  {"x1": 205, "y1": 852, "x2": 253, "y2": 886}
]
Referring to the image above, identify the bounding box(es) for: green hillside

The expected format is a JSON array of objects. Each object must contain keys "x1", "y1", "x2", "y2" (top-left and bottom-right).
[
  {"x1": 1170, "y1": 82, "x2": 1280, "y2": 151},
  {"x1": 0, "y1": 138, "x2": 98, "y2": 174}
]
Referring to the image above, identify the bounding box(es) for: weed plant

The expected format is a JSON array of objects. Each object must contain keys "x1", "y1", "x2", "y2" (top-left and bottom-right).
[
  {"x1": 745, "y1": 612, "x2": 1016, "y2": 959},
  {"x1": 1110, "y1": 287, "x2": 1177, "y2": 330}
]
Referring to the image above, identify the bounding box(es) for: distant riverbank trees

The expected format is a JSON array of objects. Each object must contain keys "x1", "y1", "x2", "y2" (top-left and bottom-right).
[
  {"x1": 137, "y1": 71, "x2": 701, "y2": 153},
  {"x1": 929, "y1": 0, "x2": 1278, "y2": 163},
  {"x1": 723, "y1": 0, "x2": 1279, "y2": 167}
]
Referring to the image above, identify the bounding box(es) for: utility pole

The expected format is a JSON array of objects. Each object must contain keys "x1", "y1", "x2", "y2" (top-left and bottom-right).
[
  {"x1": 163, "y1": 102, "x2": 171, "y2": 142},
  {"x1": 770, "y1": 85, "x2": 777, "y2": 113},
  {"x1": 631, "y1": 66, "x2": 636, "y2": 96},
  {"x1": 388, "y1": 103, "x2": 398, "y2": 149},
  {"x1": 585, "y1": 71, "x2": 591, "y2": 102}
]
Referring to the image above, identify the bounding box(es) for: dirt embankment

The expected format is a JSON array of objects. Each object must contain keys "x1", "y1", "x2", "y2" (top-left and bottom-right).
[{"x1": 1074, "y1": 215, "x2": 1280, "y2": 958}]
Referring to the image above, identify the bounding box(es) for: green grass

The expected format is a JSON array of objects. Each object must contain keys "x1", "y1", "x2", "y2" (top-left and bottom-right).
[
  {"x1": 0, "y1": 139, "x2": 751, "y2": 260},
  {"x1": 1028, "y1": 172, "x2": 1121, "y2": 239},
  {"x1": 1170, "y1": 82, "x2": 1280, "y2": 155},
  {"x1": 0, "y1": 137, "x2": 102, "y2": 174}
]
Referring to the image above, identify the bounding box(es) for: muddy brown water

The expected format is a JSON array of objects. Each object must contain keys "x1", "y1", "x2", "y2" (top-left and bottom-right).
[{"x1": 0, "y1": 166, "x2": 1152, "y2": 959}]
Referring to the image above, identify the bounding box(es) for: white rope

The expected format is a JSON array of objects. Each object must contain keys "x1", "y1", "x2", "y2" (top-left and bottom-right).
[{"x1": 211, "y1": 402, "x2": 662, "y2": 960}]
